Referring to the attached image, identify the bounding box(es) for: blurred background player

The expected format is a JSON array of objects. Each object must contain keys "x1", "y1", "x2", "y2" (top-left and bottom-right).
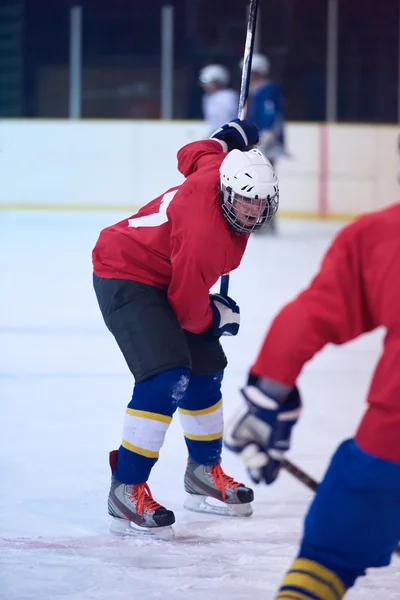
[
  {"x1": 224, "y1": 137, "x2": 400, "y2": 598},
  {"x1": 199, "y1": 64, "x2": 239, "y2": 135},
  {"x1": 246, "y1": 53, "x2": 286, "y2": 234},
  {"x1": 92, "y1": 118, "x2": 279, "y2": 538}
]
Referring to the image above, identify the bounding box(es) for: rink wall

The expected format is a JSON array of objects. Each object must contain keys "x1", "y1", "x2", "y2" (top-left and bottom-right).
[{"x1": 0, "y1": 120, "x2": 398, "y2": 219}]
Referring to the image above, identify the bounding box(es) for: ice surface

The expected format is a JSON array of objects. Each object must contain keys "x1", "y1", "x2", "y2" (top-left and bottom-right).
[{"x1": 1, "y1": 211, "x2": 400, "y2": 600}]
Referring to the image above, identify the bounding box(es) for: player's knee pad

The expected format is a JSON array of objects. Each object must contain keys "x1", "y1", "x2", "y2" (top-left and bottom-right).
[
  {"x1": 181, "y1": 371, "x2": 224, "y2": 409},
  {"x1": 131, "y1": 367, "x2": 191, "y2": 415},
  {"x1": 299, "y1": 438, "x2": 400, "y2": 588}
]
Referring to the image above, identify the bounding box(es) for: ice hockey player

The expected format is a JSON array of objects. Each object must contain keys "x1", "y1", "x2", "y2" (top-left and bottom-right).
[
  {"x1": 246, "y1": 53, "x2": 286, "y2": 234},
  {"x1": 224, "y1": 136, "x2": 400, "y2": 597},
  {"x1": 199, "y1": 64, "x2": 239, "y2": 135},
  {"x1": 92, "y1": 118, "x2": 279, "y2": 537}
]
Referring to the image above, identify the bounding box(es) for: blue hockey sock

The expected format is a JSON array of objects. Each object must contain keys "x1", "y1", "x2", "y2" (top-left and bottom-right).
[
  {"x1": 114, "y1": 367, "x2": 190, "y2": 484},
  {"x1": 178, "y1": 371, "x2": 224, "y2": 465}
]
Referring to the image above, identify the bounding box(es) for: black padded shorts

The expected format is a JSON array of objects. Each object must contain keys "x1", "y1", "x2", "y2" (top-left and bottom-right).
[{"x1": 93, "y1": 274, "x2": 227, "y2": 382}]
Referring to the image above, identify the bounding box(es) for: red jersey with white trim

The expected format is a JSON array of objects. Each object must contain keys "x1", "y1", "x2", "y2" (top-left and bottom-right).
[
  {"x1": 251, "y1": 203, "x2": 400, "y2": 463},
  {"x1": 92, "y1": 140, "x2": 248, "y2": 334}
]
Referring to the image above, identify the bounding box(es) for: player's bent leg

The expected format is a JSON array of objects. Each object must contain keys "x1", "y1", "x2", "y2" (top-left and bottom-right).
[
  {"x1": 109, "y1": 367, "x2": 190, "y2": 538},
  {"x1": 275, "y1": 438, "x2": 400, "y2": 599},
  {"x1": 116, "y1": 367, "x2": 190, "y2": 483},
  {"x1": 179, "y1": 371, "x2": 254, "y2": 517},
  {"x1": 93, "y1": 276, "x2": 193, "y2": 536}
]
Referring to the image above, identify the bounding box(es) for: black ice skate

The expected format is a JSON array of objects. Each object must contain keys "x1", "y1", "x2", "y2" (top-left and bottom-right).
[
  {"x1": 183, "y1": 458, "x2": 254, "y2": 517},
  {"x1": 108, "y1": 450, "x2": 175, "y2": 540}
]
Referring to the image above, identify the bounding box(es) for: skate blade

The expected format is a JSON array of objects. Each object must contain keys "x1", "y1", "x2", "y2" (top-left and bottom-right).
[
  {"x1": 109, "y1": 517, "x2": 174, "y2": 541},
  {"x1": 184, "y1": 494, "x2": 253, "y2": 517}
]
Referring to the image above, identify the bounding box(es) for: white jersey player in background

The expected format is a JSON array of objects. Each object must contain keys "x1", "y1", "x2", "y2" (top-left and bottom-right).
[{"x1": 199, "y1": 64, "x2": 239, "y2": 135}]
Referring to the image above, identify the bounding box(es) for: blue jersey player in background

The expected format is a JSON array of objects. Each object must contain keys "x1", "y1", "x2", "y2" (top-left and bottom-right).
[{"x1": 246, "y1": 53, "x2": 286, "y2": 234}]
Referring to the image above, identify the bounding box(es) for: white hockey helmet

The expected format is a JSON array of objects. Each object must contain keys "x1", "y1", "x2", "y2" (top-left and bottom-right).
[
  {"x1": 199, "y1": 64, "x2": 230, "y2": 86},
  {"x1": 250, "y1": 53, "x2": 270, "y2": 76},
  {"x1": 219, "y1": 148, "x2": 279, "y2": 233}
]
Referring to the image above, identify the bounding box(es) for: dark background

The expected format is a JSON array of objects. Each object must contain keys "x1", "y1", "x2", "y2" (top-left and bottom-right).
[{"x1": 0, "y1": 0, "x2": 398, "y2": 122}]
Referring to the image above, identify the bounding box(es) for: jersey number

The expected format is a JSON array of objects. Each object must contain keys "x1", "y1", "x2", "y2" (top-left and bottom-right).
[{"x1": 128, "y1": 189, "x2": 178, "y2": 228}]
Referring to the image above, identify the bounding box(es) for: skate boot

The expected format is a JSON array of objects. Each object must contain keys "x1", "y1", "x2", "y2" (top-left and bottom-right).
[
  {"x1": 108, "y1": 451, "x2": 175, "y2": 540},
  {"x1": 183, "y1": 458, "x2": 254, "y2": 517}
]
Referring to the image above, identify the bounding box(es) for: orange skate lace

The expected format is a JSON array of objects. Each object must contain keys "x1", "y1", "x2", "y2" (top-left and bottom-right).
[
  {"x1": 208, "y1": 464, "x2": 242, "y2": 501},
  {"x1": 127, "y1": 483, "x2": 163, "y2": 516}
]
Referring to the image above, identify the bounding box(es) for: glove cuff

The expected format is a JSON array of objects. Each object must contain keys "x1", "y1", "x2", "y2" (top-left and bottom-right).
[
  {"x1": 247, "y1": 373, "x2": 292, "y2": 403},
  {"x1": 211, "y1": 138, "x2": 228, "y2": 152}
]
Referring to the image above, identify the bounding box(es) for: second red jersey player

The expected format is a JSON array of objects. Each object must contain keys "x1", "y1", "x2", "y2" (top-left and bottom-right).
[
  {"x1": 224, "y1": 140, "x2": 400, "y2": 599},
  {"x1": 250, "y1": 202, "x2": 400, "y2": 463}
]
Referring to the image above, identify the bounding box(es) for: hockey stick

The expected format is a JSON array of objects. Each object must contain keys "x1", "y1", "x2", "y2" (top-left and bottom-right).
[
  {"x1": 219, "y1": 0, "x2": 259, "y2": 298},
  {"x1": 281, "y1": 457, "x2": 400, "y2": 558}
]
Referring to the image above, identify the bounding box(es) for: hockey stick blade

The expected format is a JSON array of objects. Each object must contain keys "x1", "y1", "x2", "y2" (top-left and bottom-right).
[{"x1": 281, "y1": 457, "x2": 400, "y2": 558}]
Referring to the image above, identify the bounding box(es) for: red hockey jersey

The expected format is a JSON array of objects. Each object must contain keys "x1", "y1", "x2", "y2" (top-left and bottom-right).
[
  {"x1": 92, "y1": 140, "x2": 248, "y2": 334},
  {"x1": 251, "y1": 203, "x2": 400, "y2": 463}
]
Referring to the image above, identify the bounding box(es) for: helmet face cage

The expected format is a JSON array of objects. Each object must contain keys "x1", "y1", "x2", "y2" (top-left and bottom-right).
[{"x1": 220, "y1": 184, "x2": 279, "y2": 233}]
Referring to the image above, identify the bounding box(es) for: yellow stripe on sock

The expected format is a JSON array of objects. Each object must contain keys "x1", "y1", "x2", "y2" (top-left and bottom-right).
[
  {"x1": 121, "y1": 438, "x2": 159, "y2": 459},
  {"x1": 292, "y1": 559, "x2": 346, "y2": 598},
  {"x1": 183, "y1": 431, "x2": 223, "y2": 441},
  {"x1": 280, "y1": 575, "x2": 338, "y2": 600},
  {"x1": 178, "y1": 398, "x2": 222, "y2": 417},
  {"x1": 276, "y1": 592, "x2": 319, "y2": 600},
  {"x1": 126, "y1": 408, "x2": 172, "y2": 424},
  {"x1": 276, "y1": 593, "x2": 318, "y2": 600},
  {"x1": 277, "y1": 558, "x2": 346, "y2": 600}
]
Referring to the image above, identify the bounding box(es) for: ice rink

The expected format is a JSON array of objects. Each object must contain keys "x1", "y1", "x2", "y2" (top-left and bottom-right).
[{"x1": 1, "y1": 211, "x2": 400, "y2": 600}]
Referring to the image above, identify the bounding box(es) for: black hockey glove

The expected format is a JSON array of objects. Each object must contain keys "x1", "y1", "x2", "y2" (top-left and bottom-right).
[
  {"x1": 210, "y1": 118, "x2": 259, "y2": 152},
  {"x1": 224, "y1": 374, "x2": 301, "y2": 484}
]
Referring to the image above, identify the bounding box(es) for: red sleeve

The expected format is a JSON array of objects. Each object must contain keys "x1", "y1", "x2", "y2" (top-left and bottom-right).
[
  {"x1": 177, "y1": 140, "x2": 226, "y2": 178},
  {"x1": 251, "y1": 223, "x2": 376, "y2": 386}
]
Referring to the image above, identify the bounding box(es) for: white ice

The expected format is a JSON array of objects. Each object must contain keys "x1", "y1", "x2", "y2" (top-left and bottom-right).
[{"x1": 1, "y1": 211, "x2": 400, "y2": 600}]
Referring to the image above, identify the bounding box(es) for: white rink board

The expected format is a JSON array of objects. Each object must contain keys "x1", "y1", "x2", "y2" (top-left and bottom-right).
[{"x1": 0, "y1": 120, "x2": 398, "y2": 216}]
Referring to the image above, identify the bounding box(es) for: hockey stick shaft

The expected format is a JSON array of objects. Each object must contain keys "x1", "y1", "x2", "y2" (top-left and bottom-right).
[
  {"x1": 220, "y1": 0, "x2": 259, "y2": 298},
  {"x1": 237, "y1": 0, "x2": 259, "y2": 121},
  {"x1": 281, "y1": 457, "x2": 400, "y2": 558}
]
